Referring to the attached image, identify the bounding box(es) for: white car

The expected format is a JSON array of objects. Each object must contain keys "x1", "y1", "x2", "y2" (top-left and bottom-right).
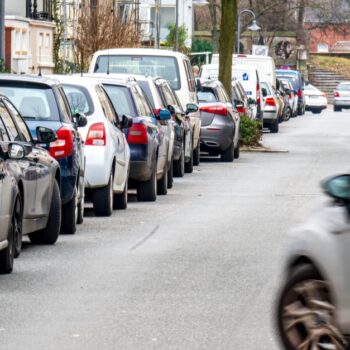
[
  {"x1": 276, "y1": 174, "x2": 350, "y2": 350},
  {"x1": 304, "y1": 83, "x2": 328, "y2": 114},
  {"x1": 51, "y1": 75, "x2": 131, "y2": 217}
]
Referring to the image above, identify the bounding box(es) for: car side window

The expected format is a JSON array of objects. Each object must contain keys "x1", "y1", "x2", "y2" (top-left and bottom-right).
[
  {"x1": 0, "y1": 102, "x2": 20, "y2": 141},
  {"x1": 4, "y1": 100, "x2": 32, "y2": 142},
  {"x1": 162, "y1": 83, "x2": 177, "y2": 106},
  {"x1": 96, "y1": 86, "x2": 119, "y2": 125},
  {"x1": 132, "y1": 86, "x2": 152, "y2": 117},
  {"x1": 55, "y1": 87, "x2": 73, "y2": 123},
  {"x1": 0, "y1": 117, "x2": 9, "y2": 141},
  {"x1": 183, "y1": 59, "x2": 195, "y2": 92}
]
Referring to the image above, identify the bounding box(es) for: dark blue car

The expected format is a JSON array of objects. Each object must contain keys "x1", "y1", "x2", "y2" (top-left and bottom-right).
[{"x1": 0, "y1": 75, "x2": 86, "y2": 234}]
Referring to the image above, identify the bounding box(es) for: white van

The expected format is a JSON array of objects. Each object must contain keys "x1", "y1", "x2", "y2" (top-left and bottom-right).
[
  {"x1": 89, "y1": 48, "x2": 201, "y2": 165},
  {"x1": 200, "y1": 63, "x2": 263, "y2": 119},
  {"x1": 211, "y1": 54, "x2": 276, "y2": 89}
]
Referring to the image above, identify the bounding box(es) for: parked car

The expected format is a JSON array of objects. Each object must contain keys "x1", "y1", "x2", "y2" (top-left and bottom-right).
[
  {"x1": 197, "y1": 80, "x2": 240, "y2": 162},
  {"x1": 0, "y1": 95, "x2": 60, "y2": 274},
  {"x1": 333, "y1": 81, "x2": 350, "y2": 112},
  {"x1": 232, "y1": 78, "x2": 254, "y2": 119},
  {"x1": 89, "y1": 48, "x2": 201, "y2": 167},
  {"x1": 304, "y1": 83, "x2": 328, "y2": 114},
  {"x1": 51, "y1": 75, "x2": 132, "y2": 216},
  {"x1": 276, "y1": 69, "x2": 305, "y2": 115},
  {"x1": 95, "y1": 76, "x2": 170, "y2": 201},
  {"x1": 261, "y1": 81, "x2": 279, "y2": 133},
  {"x1": 0, "y1": 75, "x2": 86, "y2": 234},
  {"x1": 276, "y1": 78, "x2": 292, "y2": 121},
  {"x1": 280, "y1": 79, "x2": 298, "y2": 117},
  {"x1": 276, "y1": 174, "x2": 350, "y2": 350}
]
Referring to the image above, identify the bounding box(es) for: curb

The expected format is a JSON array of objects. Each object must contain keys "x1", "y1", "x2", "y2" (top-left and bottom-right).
[{"x1": 241, "y1": 146, "x2": 289, "y2": 153}]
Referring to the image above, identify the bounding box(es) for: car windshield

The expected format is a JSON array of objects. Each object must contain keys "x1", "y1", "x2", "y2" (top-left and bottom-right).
[
  {"x1": 337, "y1": 84, "x2": 350, "y2": 91},
  {"x1": 0, "y1": 83, "x2": 60, "y2": 121},
  {"x1": 94, "y1": 55, "x2": 181, "y2": 90},
  {"x1": 197, "y1": 88, "x2": 218, "y2": 103},
  {"x1": 62, "y1": 84, "x2": 93, "y2": 116},
  {"x1": 277, "y1": 75, "x2": 298, "y2": 90},
  {"x1": 103, "y1": 84, "x2": 136, "y2": 117}
]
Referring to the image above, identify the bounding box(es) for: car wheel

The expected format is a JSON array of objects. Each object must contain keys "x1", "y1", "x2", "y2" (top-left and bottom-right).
[
  {"x1": 221, "y1": 142, "x2": 234, "y2": 162},
  {"x1": 77, "y1": 194, "x2": 84, "y2": 225},
  {"x1": 0, "y1": 221, "x2": 14, "y2": 274},
  {"x1": 173, "y1": 143, "x2": 185, "y2": 178},
  {"x1": 334, "y1": 106, "x2": 341, "y2": 112},
  {"x1": 297, "y1": 106, "x2": 303, "y2": 115},
  {"x1": 277, "y1": 264, "x2": 347, "y2": 350},
  {"x1": 312, "y1": 109, "x2": 322, "y2": 114},
  {"x1": 284, "y1": 107, "x2": 291, "y2": 121},
  {"x1": 167, "y1": 159, "x2": 174, "y2": 189},
  {"x1": 13, "y1": 194, "x2": 23, "y2": 258},
  {"x1": 193, "y1": 143, "x2": 200, "y2": 166},
  {"x1": 29, "y1": 179, "x2": 61, "y2": 245},
  {"x1": 137, "y1": 162, "x2": 157, "y2": 202},
  {"x1": 234, "y1": 140, "x2": 240, "y2": 159},
  {"x1": 185, "y1": 139, "x2": 194, "y2": 174},
  {"x1": 61, "y1": 188, "x2": 77, "y2": 234},
  {"x1": 157, "y1": 162, "x2": 168, "y2": 195},
  {"x1": 270, "y1": 119, "x2": 279, "y2": 133},
  {"x1": 92, "y1": 173, "x2": 113, "y2": 217},
  {"x1": 114, "y1": 181, "x2": 128, "y2": 210}
]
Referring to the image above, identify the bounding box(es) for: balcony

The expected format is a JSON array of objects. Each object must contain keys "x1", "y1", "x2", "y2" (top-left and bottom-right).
[{"x1": 26, "y1": 0, "x2": 53, "y2": 21}]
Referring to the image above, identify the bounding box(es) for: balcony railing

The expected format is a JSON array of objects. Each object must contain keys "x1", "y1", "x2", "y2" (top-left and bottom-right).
[{"x1": 26, "y1": 0, "x2": 53, "y2": 21}]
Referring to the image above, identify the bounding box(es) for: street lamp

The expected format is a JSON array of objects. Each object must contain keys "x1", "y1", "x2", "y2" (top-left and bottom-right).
[{"x1": 236, "y1": 9, "x2": 261, "y2": 54}]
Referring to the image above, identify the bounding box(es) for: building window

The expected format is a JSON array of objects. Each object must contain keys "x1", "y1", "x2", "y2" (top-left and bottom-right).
[
  {"x1": 150, "y1": 7, "x2": 175, "y2": 42},
  {"x1": 317, "y1": 43, "x2": 329, "y2": 53}
]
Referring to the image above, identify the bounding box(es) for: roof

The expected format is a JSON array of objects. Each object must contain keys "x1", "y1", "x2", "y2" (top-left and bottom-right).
[
  {"x1": 0, "y1": 74, "x2": 60, "y2": 86},
  {"x1": 331, "y1": 41, "x2": 350, "y2": 53},
  {"x1": 92, "y1": 48, "x2": 187, "y2": 59}
]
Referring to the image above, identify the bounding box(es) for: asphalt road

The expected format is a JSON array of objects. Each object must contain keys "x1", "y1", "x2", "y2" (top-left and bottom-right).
[{"x1": 1, "y1": 108, "x2": 350, "y2": 350}]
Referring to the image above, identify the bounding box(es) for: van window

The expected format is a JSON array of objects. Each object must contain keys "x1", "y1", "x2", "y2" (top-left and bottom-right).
[{"x1": 94, "y1": 55, "x2": 181, "y2": 90}]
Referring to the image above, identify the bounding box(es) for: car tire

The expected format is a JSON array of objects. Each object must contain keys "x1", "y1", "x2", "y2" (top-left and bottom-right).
[
  {"x1": 334, "y1": 106, "x2": 341, "y2": 112},
  {"x1": 185, "y1": 139, "x2": 194, "y2": 173},
  {"x1": 284, "y1": 107, "x2": 291, "y2": 121},
  {"x1": 270, "y1": 119, "x2": 279, "y2": 133},
  {"x1": 234, "y1": 141, "x2": 240, "y2": 159},
  {"x1": 137, "y1": 162, "x2": 157, "y2": 202},
  {"x1": 312, "y1": 109, "x2": 322, "y2": 114},
  {"x1": 29, "y1": 179, "x2": 61, "y2": 245},
  {"x1": 193, "y1": 143, "x2": 200, "y2": 166},
  {"x1": 157, "y1": 162, "x2": 168, "y2": 195},
  {"x1": 276, "y1": 264, "x2": 347, "y2": 350},
  {"x1": 92, "y1": 173, "x2": 113, "y2": 217},
  {"x1": 114, "y1": 181, "x2": 128, "y2": 210},
  {"x1": 77, "y1": 195, "x2": 84, "y2": 225},
  {"x1": 167, "y1": 159, "x2": 174, "y2": 189},
  {"x1": 61, "y1": 188, "x2": 77, "y2": 234},
  {"x1": 221, "y1": 142, "x2": 234, "y2": 162},
  {"x1": 0, "y1": 221, "x2": 14, "y2": 274},
  {"x1": 13, "y1": 194, "x2": 23, "y2": 258},
  {"x1": 173, "y1": 143, "x2": 185, "y2": 178},
  {"x1": 297, "y1": 105, "x2": 304, "y2": 115}
]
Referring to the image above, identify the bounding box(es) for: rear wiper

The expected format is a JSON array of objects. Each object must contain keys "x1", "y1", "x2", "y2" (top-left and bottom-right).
[{"x1": 22, "y1": 116, "x2": 38, "y2": 120}]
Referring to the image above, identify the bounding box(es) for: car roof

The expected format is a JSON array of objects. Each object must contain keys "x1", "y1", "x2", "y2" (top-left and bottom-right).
[
  {"x1": 200, "y1": 79, "x2": 222, "y2": 88},
  {"x1": 0, "y1": 74, "x2": 60, "y2": 86},
  {"x1": 45, "y1": 74, "x2": 103, "y2": 86},
  {"x1": 93, "y1": 48, "x2": 188, "y2": 59}
]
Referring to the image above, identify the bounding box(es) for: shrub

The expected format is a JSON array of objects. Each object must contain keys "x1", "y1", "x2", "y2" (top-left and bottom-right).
[
  {"x1": 164, "y1": 24, "x2": 188, "y2": 53},
  {"x1": 239, "y1": 115, "x2": 262, "y2": 146}
]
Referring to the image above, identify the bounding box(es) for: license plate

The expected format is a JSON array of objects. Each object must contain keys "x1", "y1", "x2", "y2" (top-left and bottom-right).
[{"x1": 309, "y1": 96, "x2": 319, "y2": 99}]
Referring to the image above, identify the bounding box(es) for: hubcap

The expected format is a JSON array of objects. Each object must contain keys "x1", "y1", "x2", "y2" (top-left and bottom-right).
[{"x1": 282, "y1": 279, "x2": 347, "y2": 350}]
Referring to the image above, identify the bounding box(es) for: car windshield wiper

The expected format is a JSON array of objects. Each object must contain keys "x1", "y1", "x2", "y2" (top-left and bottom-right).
[{"x1": 22, "y1": 116, "x2": 39, "y2": 120}]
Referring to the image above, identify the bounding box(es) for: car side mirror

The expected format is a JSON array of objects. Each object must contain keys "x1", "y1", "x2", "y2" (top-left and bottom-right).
[
  {"x1": 186, "y1": 103, "x2": 199, "y2": 114},
  {"x1": 167, "y1": 105, "x2": 176, "y2": 115},
  {"x1": 8, "y1": 143, "x2": 25, "y2": 159},
  {"x1": 159, "y1": 109, "x2": 171, "y2": 121},
  {"x1": 322, "y1": 174, "x2": 350, "y2": 202},
  {"x1": 121, "y1": 114, "x2": 133, "y2": 129},
  {"x1": 74, "y1": 112, "x2": 88, "y2": 127},
  {"x1": 36, "y1": 126, "x2": 57, "y2": 144},
  {"x1": 262, "y1": 88, "x2": 268, "y2": 98},
  {"x1": 235, "y1": 100, "x2": 244, "y2": 109},
  {"x1": 248, "y1": 97, "x2": 256, "y2": 105}
]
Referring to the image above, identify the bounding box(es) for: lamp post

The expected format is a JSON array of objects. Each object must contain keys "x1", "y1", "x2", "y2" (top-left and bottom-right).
[{"x1": 236, "y1": 9, "x2": 261, "y2": 54}]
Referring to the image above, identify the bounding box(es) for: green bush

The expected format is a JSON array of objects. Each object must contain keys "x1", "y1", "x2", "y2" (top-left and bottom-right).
[
  {"x1": 239, "y1": 115, "x2": 262, "y2": 146},
  {"x1": 164, "y1": 24, "x2": 188, "y2": 53}
]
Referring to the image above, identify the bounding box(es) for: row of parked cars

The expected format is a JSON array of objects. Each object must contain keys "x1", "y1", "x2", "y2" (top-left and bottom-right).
[{"x1": 0, "y1": 48, "x2": 245, "y2": 274}]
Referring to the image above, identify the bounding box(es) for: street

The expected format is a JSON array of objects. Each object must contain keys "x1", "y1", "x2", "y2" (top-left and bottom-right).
[{"x1": 1, "y1": 108, "x2": 349, "y2": 350}]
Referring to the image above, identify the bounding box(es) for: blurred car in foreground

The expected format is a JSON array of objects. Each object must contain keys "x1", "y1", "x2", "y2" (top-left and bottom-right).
[
  {"x1": 333, "y1": 81, "x2": 350, "y2": 112},
  {"x1": 0, "y1": 75, "x2": 86, "y2": 234},
  {"x1": 197, "y1": 80, "x2": 240, "y2": 162},
  {"x1": 276, "y1": 174, "x2": 350, "y2": 350},
  {"x1": 0, "y1": 95, "x2": 60, "y2": 274},
  {"x1": 261, "y1": 81, "x2": 279, "y2": 133},
  {"x1": 304, "y1": 83, "x2": 328, "y2": 114}
]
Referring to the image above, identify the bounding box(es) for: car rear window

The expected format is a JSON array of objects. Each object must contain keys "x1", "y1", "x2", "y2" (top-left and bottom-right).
[
  {"x1": 62, "y1": 84, "x2": 93, "y2": 116},
  {"x1": 261, "y1": 82, "x2": 271, "y2": 95},
  {"x1": 94, "y1": 55, "x2": 181, "y2": 90},
  {"x1": 337, "y1": 84, "x2": 350, "y2": 91},
  {"x1": 103, "y1": 84, "x2": 136, "y2": 117},
  {"x1": 0, "y1": 83, "x2": 60, "y2": 121},
  {"x1": 197, "y1": 88, "x2": 218, "y2": 103}
]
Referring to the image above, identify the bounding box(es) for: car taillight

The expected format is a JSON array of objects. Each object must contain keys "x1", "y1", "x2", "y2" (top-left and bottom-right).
[
  {"x1": 334, "y1": 91, "x2": 340, "y2": 97},
  {"x1": 200, "y1": 105, "x2": 227, "y2": 116},
  {"x1": 152, "y1": 108, "x2": 161, "y2": 117},
  {"x1": 256, "y1": 83, "x2": 261, "y2": 105},
  {"x1": 297, "y1": 89, "x2": 302, "y2": 98},
  {"x1": 85, "y1": 122, "x2": 106, "y2": 146},
  {"x1": 49, "y1": 127, "x2": 74, "y2": 159},
  {"x1": 236, "y1": 106, "x2": 246, "y2": 114},
  {"x1": 265, "y1": 97, "x2": 276, "y2": 106},
  {"x1": 288, "y1": 93, "x2": 292, "y2": 98},
  {"x1": 127, "y1": 123, "x2": 148, "y2": 144}
]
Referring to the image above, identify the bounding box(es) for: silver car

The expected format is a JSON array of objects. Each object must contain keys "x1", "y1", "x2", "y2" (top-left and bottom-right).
[
  {"x1": 261, "y1": 81, "x2": 279, "y2": 133},
  {"x1": 276, "y1": 174, "x2": 350, "y2": 349},
  {"x1": 334, "y1": 81, "x2": 350, "y2": 112}
]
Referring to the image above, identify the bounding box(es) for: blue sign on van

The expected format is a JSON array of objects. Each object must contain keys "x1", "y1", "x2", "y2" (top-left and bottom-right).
[{"x1": 243, "y1": 73, "x2": 249, "y2": 81}]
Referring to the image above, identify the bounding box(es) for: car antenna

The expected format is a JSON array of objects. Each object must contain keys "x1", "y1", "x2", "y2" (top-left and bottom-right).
[{"x1": 107, "y1": 47, "x2": 110, "y2": 75}]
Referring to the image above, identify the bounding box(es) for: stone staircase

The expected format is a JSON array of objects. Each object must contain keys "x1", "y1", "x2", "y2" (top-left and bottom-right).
[{"x1": 308, "y1": 66, "x2": 349, "y2": 103}]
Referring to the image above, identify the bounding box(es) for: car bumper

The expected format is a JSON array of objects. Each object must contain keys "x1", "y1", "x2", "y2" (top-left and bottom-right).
[
  {"x1": 334, "y1": 98, "x2": 350, "y2": 107},
  {"x1": 263, "y1": 109, "x2": 278, "y2": 122},
  {"x1": 305, "y1": 96, "x2": 328, "y2": 108},
  {"x1": 200, "y1": 122, "x2": 234, "y2": 152},
  {"x1": 129, "y1": 144, "x2": 153, "y2": 182}
]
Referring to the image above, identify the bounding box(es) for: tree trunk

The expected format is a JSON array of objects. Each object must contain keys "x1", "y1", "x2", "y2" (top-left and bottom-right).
[{"x1": 218, "y1": 0, "x2": 236, "y2": 97}]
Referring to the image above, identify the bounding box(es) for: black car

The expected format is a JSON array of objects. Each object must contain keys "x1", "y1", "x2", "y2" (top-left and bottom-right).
[{"x1": 0, "y1": 95, "x2": 60, "y2": 274}]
